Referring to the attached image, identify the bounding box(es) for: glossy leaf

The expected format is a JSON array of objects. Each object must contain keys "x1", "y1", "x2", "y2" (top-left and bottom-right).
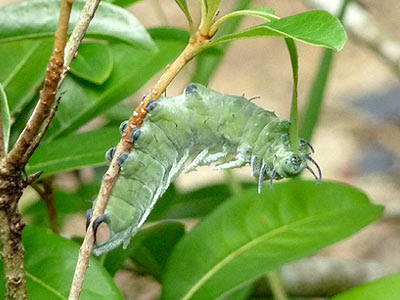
[
  {"x1": 26, "y1": 127, "x2": 121, "y2": 177},
  {"x1": 162, "y1": 181, "x2": 383, "y2": 300},
  {"x1": 0, "y1": 226, "x2": 122, "y2": 299},
  {"x1": 45, "y1": 28, "x2": 189, "y2": 140},
  {"x1": 0, "y1": 38, "x2": 53, "y2": 116},
  {"x1": 0, "y1": 0, "x2": 155, "y2": 49},
  {"x1": 204, "y1": 10, "x2": 346, "y2": 52},
  {"x1": 266, "y1": 10, "x2": 346, "y2": 50},
  {"x1": 331, "y1": 273, "x2": 400, "y2": 300},
  {"x1": 0, "y1": 83, "x2": 10, "y2": 152},
  {"x1": 70, "y1": 42, "x2": 113, "y2": 85},
  {"x1": 103, "y1": 102, "x2": 135, "y2": 125},
  {"x1": 149, "y1": 183, "x2": 255, "y2": 221},
  {"x1": 104, "y1": 221, "x2": 185, "y2": 279}
]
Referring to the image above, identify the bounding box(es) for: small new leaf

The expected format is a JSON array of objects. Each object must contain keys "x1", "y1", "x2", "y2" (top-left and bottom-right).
[
  {"x1": 70, "y1": 42, "x2": 113, "y2": 85},
  {"x1": 175, "y1": 0, "x2": 194, "y2": 35}
]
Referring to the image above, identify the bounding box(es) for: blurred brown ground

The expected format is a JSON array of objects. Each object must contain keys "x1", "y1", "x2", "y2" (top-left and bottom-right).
[{"x1": 1, "y1": 0, "x2": 399, "y2": 298}]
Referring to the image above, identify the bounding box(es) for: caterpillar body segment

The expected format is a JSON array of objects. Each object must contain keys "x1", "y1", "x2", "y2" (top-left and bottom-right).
[{"x1": 92, "y1": 83, "x2": 317, "y2": 255}]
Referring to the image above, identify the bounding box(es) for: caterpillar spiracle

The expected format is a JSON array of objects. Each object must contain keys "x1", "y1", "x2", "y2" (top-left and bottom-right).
[{"x1": 90, "y1": 83, "x2": 321, "y2": 255}]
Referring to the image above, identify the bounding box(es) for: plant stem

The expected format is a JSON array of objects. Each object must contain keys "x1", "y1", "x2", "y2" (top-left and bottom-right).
[
  {"x1": 0, "y1": 207, "x2": 27, "y2": 300},
  {"x1": 300, "y1": 0, "x2": 352, "y2": 141},
  {"x1": 191, "y1": 0, "x2": 252, "y2": 84},
  {"x1": 42, "y1": 177, "x2": 60, "y2": 234},
  {"x1": 224, "y1": 169, "x2": 242, "y2": 194},
  {"x1": 285, "y1": 38, "x2": 299, "y2": 156},
  {"x1": 266, "y1": 270, "x2": 289, "y2": 300},
  {"x1": 6, "y1": 0, "x2": 74, "y2": 170}
]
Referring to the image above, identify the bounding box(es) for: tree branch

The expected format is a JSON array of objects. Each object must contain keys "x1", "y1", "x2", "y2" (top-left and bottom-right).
[
  {"x1": 0, "y1": 1, "x2": 74, "y2": 299},
  {"x1": 19, "y1": 94, "x2": 62, "y2": 167},
  {"x1": 6, "y1": 0, "x2": 74, "y2": 170},
  {"x1": 0, "y1": 207, "x2": 26, "y2": 300},
  {"x1": 68, "y1": 30, "x2": 211, "y2": 300},
  {"x1": 61, "y1": 0, "x2": 101, "y2": 85}
]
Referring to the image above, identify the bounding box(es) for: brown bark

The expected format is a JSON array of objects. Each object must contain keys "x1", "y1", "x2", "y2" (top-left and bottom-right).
[
  {"x1": 0, "y1": 170, "x2": 27, "y2": 300},
  {"x1": 6, "y1": 0, "x2": 72, "y2": 170}
]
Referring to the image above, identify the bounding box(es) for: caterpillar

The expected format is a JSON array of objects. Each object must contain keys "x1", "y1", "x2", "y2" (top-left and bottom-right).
[{"x1": 90, "y1": 83, "x2": 321, "y2": 255}]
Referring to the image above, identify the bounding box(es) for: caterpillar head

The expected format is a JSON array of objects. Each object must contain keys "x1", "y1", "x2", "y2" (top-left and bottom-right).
[{"x1": 252, "y1": 122, "x2": 321, "y2": 192}]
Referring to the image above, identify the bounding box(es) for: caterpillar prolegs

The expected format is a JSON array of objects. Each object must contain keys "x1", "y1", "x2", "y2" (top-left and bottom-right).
[{"x1": 91, "y1": 83, "x2": 321, "y2": 255}]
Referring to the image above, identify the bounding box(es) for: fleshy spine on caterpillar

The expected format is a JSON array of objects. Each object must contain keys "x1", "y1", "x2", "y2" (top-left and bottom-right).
[{"x1": 89, "y1": 83, "x2": 321, "y2": 255}]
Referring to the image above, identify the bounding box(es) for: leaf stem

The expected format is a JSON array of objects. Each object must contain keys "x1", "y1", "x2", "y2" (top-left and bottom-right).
[
  {"x1": 224, "y1": 169, "x2": 242, "y2": 195},
  {"x1": 199, "y1": 0, "x2": 209, "y2": 36},
  {"x1": 191, "y1": 0, "x2": 253, "y2": 84},
  {"x1": 209, "y1": 9, "x2": 278, "y2": 37},
  {"x1": 300, "y1": 0, "x2": 352, "y2": 141},
  {"x1": 42, "y1": 177, "x2": 60, "y2": 234},
  {"x1": 266, "y1": 270, "x2": 289, "y2": 300},
  {"x1": 285, "y1": 38, "x2": 299, "y2": 156}
]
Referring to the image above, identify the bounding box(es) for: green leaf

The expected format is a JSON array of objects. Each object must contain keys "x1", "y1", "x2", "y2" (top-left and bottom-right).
[
  {"x1": 70, "y1": 42, "x2": 113, "y2": 85},
  {"x1": 130, "y1": 221, "x2": 185, "y2": 281},
  {"x1": 161, "y1": 181, "x2": 383, "y2": 300},
  {"x1": 45, "y1": 28, "x2": 188, "y2": 140},
  {"x1": 0, "y1": 0, "x2": 155, "y2": 49},
  {"x1": 210, "y1": 6, "x2": 277, "y2": 36},
  {"x1": 203, "y1": 10, "x2": 346, "y2": 52},
  {"x1": 104, "y1": 221, "x2": 185, "y2": 279},
  {"x1": 149, "y1": 183, "x2": 257, "y2": 221},
  {"x1": 0, "y1": 38, "x2": 53, "y2": 116},
  {"x1": 26, "y1": 127, "x2": 121, "y2": 177},
  {"x1": 0, "y1": 226, "x2": 122, "y2": 299},
  {"x1": 331, "y1": 273, "x2": 400, "y2": 300},
  {"x1": 175, "y1": 0, "x2": 194, "y2": 33},
  {"x1": 266, "y1": 10, "x2": 346, "y2": 50},
  {"x1": 103, "y1": 0, "x2": 141, "y2": 8},
  {"x1": 0, "y1": 83, "x2": 11, "y2": 152},
  {"x1": 103, "y1": 102, "x2": 134, "y2": 125}
]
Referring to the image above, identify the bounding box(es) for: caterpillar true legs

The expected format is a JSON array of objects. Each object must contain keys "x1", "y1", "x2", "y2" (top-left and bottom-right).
[{"x1": 91, "y1": 83, "x2": 321, "y2": 255}]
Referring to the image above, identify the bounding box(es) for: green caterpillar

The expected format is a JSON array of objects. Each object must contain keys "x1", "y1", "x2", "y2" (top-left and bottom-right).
[{"x1": 90, "y1": 83, "x2": 320, "y2": 255}]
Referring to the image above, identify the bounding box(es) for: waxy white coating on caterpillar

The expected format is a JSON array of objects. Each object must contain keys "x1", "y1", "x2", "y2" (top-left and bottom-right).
[{"x1": 92, "y1": 84, "x2": 313, "y2": 255}]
